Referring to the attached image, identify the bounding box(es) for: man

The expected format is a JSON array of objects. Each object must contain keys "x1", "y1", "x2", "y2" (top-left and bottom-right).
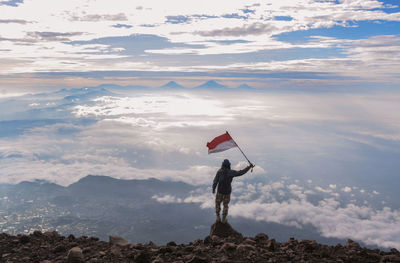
[{"x1": 212, "y1": 159, "x2": 254, "y2": 223}]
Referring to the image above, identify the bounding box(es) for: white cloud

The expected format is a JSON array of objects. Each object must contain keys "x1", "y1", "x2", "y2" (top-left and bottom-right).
[
  {"x1": 152, "y1": 180, "x2": 400, "y2": 249},
  {"x1": 152, "y1": 194, "x2": 182, "y2": 203},
  {"x1": 342, "y1": 186, "x2": 352, "y2": 192},
  {"x1": 315, "y1": 186, "x2": 332, "y2": 193},
  {"x1": 0, "y1": 0, "x2": 399, "y2": 75}
]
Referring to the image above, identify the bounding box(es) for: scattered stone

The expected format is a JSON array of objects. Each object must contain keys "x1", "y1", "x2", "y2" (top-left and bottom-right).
[
  {"x1": 0, "y1": 225, "x2": 398, "y2": 262},
  {"x1": 255, "y1": 233, "x2": 269, "y2": 242},
  {"x1": 210, "y1": 222, "x2": 243, "y2": 241},
  {"x1": 134, "y1": 251, "x2": 150, "y2": 263},
  {"x1": 167, "y1": 241, "x2": 177, "y2": 246},
  {"x1": 19, "y1": 235, "x2": 30, "y2": 244},
  {"x1": 187, "y1": 255, "x2": 208, "y2": 263},
  {"x1": 67, "y1": 247, "x2": 84, "y2": 263},
  {"x1": 109, "y1": 235, "x2": 130, "y2": 247}
]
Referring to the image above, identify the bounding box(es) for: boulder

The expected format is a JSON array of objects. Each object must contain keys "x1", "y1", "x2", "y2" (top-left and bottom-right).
[
  {"x1": 210, "y1": 222, "x2": 243, "y2": 240},
  {"x1": 134, "y1": 251, "x2": 150, "y2": 263},
  {"x1": 220, "y1": 242, "x2": 236, "y2": 252},
  {"x1": 67, "y1": 247, "x2": 84, "y2": 263},
  {"x1": 187, "y1": 255, "x2": 208, "y2": 263},
  {"x1": 109, "y1": 236, "x2": 130, "y2": 247}
]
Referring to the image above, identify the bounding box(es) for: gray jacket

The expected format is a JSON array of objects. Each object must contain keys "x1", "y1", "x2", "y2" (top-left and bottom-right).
[{"x1": 212, "y1": 166, "x2": 251, "y2": 195}]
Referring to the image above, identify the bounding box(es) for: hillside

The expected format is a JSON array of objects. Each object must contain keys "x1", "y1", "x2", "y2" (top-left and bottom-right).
[
  {"x1": 0, "y1": 175, "x2": 346, "y2": 246},
  {"x1": 1, "y1": 223, "x2": 399, "y2": 263}
]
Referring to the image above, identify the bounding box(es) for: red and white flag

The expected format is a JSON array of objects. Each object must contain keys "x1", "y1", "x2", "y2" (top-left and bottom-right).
[{"x1": 206, "y1": 132, "x2": 237, "y2": 154}]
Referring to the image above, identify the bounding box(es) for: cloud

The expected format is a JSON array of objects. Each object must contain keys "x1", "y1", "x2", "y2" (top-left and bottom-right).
[
  {"x1": 342, "y1": 186, "x2": 352, "y2": 192},
  {"x1": 69, "y1": 13, "x2": 128, "y2": 22},
  {"x1": 112, "y1": 24, "x2": 133, "y2": 29},
  {"x1": 26, "y1": 31, "x2": 84, "y2": 42},
  {"x1": 0, "y1": 19, "x2": 29, "y2": 24},
  {"x1": 0, "y1": 0, "x2": 23, "y2": 7},
  {"x1": 229, "y1": 198, "x2": 400, "y2": 249},
  {"x1": 0, "y1": 0, "x2": 399, "y2": 76},
  {"x1": 152, "y1": 194, "x2": 182, "y2": 203},
  {"x1": 165, "y1": 16, "x2": 191, "y2": 24},
  {"x1": 194, "y1": 23, "x2": 278, "y2": 37},
  {"x1": 153, "y1": 180, "x2": 400, "y2": 249}
]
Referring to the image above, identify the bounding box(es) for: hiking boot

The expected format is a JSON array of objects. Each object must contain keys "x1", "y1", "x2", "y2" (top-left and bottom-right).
[
  {"x1": 222, "y1": 217, "x2": 227, "y2": 224},
  {"x1": 216, "y1": 215, "x2": 221, "y2": 222}
]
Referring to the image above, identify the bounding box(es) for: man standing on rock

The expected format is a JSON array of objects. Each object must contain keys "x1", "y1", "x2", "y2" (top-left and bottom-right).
[{"x1": 212, "y1": 159, "x2": 254, "y2": 223}]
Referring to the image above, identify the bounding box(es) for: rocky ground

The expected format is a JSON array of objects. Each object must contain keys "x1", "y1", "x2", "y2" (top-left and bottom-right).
[{"x1": 1, "y1": 222, "x2": 400, "y2": 263}]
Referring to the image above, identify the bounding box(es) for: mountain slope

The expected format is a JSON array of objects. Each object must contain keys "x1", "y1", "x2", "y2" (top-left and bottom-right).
[{"x1": 0, "y1": 175, "x2": 354, "y2": 245}]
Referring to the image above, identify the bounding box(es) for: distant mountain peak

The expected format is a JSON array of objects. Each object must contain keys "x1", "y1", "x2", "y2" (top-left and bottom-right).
[
  {"x1": 195, "y1": 80, "x2": 228, "y2": 89},
  {"x1": 237, "y1": 83, "x2": 253, "y2": 89},
  {"x1": 161, "y1": 81, "x2": 184, "y2": 89}
]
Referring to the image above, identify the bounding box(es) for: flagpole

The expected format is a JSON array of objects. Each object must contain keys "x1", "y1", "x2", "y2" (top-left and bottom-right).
[{"x1": 226, "y1": 131, "x2": 253, "y2": 167}]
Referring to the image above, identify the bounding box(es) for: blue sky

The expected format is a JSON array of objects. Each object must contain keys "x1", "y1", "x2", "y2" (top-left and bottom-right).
[{"x1": 0, "y1": 0, "x2": 399, "y2": 93}]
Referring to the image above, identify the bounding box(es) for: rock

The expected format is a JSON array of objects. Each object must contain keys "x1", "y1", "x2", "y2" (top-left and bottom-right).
[
  {"x1": 44, "y1": 231, "x2": 60, "y2": 238},
  {"x1": 243, "y1": 238, "x2": 256, "y2": 245},
  {"x1": 53, "y1": 244, "x2": 67, "y2": 253},
  {"x1": 220, "y1": 242, "x2": 236, "y2": 252},
  {"x1": 345, "y1": 239, "x2": 360, "y2": 249},
  {"x1": 237, "y1": 244, "x2": 256, "y2": 254},
  {"x1": 255, "y1": 233, "x2": 269, "y2": 242},
  {"x1": 187, "y1": 255, "x2": 208, "y2": 263},
  {"x1": 380, "y1": 255, "x2": 400, "y2": 262},
  {"x1": 111, "y1": 246, "x2": 122, "y2": 257},
  {"x1": 210, "y1": 222, "x2": 243, "y2": 240},
  {"x1": 19, "y1": 235, "x2": 30, "y2": 244},
  {"x1": 109, "y1": 236, "x2": 130, "y2": 246},
  {"x1": 167, "y1": 241, "x2": 177, "y2": 246},
  {"x1": 159, "y1": 246, "x2": 173, "y2": 254},
  {"x1": 67, "y1": 247, "x2": 84, "y2": 263},
  {"x1": 203, "y1": 235, "x2": 212, "y2": 245},
  {"x1": 152, "y1": 255, "x2": 165, "y2": 263},
  {"x1": 265, "y1": 239, "x2": 276, "y2": 251},
  {"x1": 134, "y1": 251, "x2": 150, "y2": 263},
  {"x1": 33, "y1": 230, "x2": 42, "y2": 237},
  {"x1": 392, "y1": 248, "x2": 400, "y2": 254},
  {"x1": 0, "y1": 224, "x2": 398, "y2": 263}
]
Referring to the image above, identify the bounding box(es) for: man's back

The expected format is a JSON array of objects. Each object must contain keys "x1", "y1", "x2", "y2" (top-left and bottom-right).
[{"x1": 213, "y1": 165, "x2": 251, "y2": 195}]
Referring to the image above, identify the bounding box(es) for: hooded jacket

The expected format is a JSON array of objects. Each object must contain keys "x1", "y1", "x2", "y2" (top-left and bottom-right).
[{"x1": 212, "y1": 164, "x2": 251, "y2": 195}]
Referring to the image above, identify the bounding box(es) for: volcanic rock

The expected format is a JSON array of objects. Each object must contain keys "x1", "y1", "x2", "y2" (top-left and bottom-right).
[
  {"x1": 210, "y1": 222, "x2": 243, "y2": 240},
  {"x1": 0, "y1": 226, "x2": 399, "y2": 262},
  {"x1": 67, "y1": 247, "x2": 84, "y2": 263},
  {"x1": 109, "y1": 235, "x2": 130, "y2": 247}
]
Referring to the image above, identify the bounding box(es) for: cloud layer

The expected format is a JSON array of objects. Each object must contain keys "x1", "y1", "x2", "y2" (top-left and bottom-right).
[
  {"x1": 1, "y1": 86, "x2": 399, "y2": 248},
  {"x1": 154, "y1": 178, "x2": 400, "y2": 249}
]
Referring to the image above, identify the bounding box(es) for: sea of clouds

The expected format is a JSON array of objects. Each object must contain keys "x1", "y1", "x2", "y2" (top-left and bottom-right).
[{"x1": 0, "y1": 86, "x2": 399, "y2": 248}]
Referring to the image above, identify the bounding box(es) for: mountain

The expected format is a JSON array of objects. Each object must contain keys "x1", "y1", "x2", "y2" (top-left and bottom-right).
[
  {"x1": 195, "y1": 80, "x2": 228, "y2": 89},
  {"x1": 160, "y1": 81, "x2": 184, "y2": 89},
  {"x1": 1, "y1": 224, "x2": 398, "y2": 262},
  {"x1": 237, "y1": 83, "x2": 254, "y2": 90},
  {"x1": 0, "y1": 175, "x2": 349, "y2": 246},
  {"x1": 62, "y1": 87, "x2": 113, "y2": 102}
]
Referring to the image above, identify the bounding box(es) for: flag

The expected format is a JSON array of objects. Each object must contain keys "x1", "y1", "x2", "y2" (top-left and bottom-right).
[{"x1": 206, "y1": 132, "x2": 237, "y2": 154}]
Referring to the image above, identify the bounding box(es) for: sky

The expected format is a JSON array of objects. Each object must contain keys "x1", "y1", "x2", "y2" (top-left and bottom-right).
[
  {"x1": 0, "y1": 0, "x2": 399, "y2": 93},
  {"x1": 0, "y1": 0, "x2": 400, "y2": 249}
]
